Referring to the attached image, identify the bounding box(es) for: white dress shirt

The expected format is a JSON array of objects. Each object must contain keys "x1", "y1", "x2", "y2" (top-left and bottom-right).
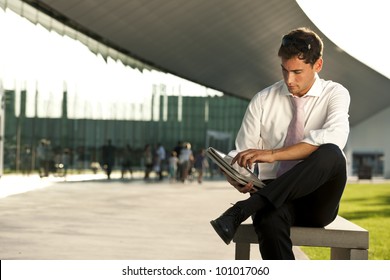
[{"x1": 235, "y1": 74, "x2": 350, "y2": 180}]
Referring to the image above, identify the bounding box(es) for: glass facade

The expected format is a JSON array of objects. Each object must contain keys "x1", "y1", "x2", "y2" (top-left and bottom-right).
[{"x1": 3, "y1": 89, "x2": 249, "y2": 173}]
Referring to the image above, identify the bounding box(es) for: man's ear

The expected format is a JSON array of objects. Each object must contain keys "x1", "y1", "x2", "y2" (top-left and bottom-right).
[{"x1": 315, "y1": 58, "x2": 323, "y2": 73}]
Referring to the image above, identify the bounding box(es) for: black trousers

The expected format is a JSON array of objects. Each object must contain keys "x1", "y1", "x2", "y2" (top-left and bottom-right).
[{"x1": 252, "y1": 144, "x2": 347, "y2": 260}]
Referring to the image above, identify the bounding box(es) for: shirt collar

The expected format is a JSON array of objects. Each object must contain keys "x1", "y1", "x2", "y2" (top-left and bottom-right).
[{"x1": 281, "y1": 73, "x2": 321, "y2": 97}]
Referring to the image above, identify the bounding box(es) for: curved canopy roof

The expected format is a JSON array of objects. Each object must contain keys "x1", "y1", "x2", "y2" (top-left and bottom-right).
[{"x1": 20, "y1": 0, "x2": 390, "y2": 126}]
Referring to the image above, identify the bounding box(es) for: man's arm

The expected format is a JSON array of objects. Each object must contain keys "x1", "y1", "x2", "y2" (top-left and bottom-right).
[
  {"x1": 270, "y1": 142, "x2": 318, "y2": 162},
  {"x1": 225, "y1": 142, "x2": 317, "y2": 193},
  {"x1": 304, "y1": 84, "x2": 350, "y2": 149},
  {"x1": 232, "y1": 142, "x2": 318, "y2": 169}
]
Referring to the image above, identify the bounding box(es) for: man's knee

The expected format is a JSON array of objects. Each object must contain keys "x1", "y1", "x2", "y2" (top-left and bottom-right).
[
  {"x1": 317, "y1": 143, "x2": 343, "y2": 157},
  {"x1": 313, "y1": 144, "x2": 346, "y2": 168}
]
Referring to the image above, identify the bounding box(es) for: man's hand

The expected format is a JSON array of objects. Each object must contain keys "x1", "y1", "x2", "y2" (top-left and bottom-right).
[
  {"x1": 222, "y1": 169, "x2": 256, "y2": 194},
  {"x1": 232, "y1": 149, "x2": 274, "y2": 169}
]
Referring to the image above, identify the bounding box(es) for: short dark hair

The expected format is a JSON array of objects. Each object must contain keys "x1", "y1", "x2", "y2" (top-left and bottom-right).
[{"x1": 278, "y1": 27, "x2": 323, "y2": 66}]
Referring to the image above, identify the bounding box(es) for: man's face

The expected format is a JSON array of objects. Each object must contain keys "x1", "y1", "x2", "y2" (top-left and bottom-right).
[{"x1": 281, "y1": 56, "x2": 322, "y2": 97}]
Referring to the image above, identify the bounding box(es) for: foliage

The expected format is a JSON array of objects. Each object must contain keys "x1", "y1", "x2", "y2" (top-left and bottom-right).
[{"x1": 301, "y1": 182, "x2": 390, "y2": 260}]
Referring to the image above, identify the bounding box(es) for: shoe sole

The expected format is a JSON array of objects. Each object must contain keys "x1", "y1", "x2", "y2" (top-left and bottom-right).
[{"x1": 210, "y1": 220, "x2": 231, "y2": 245}]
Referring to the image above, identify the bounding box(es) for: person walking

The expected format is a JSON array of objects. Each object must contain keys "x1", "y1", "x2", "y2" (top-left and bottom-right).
[{"x1": 102, "y1": 139, "x2": 116, "y2": 179}]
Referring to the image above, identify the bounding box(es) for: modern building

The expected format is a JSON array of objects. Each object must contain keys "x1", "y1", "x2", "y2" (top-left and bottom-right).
[{"x1": 1, "y1": 0, "x2": 390, "y2": 178}]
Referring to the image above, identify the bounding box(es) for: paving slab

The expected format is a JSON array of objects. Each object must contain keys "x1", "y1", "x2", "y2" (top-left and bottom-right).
[{"x1": 0, "y1": 173, "x2": 308, "y2": 260}]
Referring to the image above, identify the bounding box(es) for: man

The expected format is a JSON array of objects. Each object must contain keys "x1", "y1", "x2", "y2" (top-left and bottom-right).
[
  {"x1": 210, "y1": 27, "x2": 350, "y2": 260},
  {"x1": 155, "y1": 143, "x2": 166, "y2": 180},
  {"x1": 102, "y1": 139, "x2": 116, "y2": 180}
]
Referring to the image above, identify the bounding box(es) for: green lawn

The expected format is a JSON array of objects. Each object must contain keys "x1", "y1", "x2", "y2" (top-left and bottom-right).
[{"x1": 301, "y1": 182, "x2": 390, "y2": 260}]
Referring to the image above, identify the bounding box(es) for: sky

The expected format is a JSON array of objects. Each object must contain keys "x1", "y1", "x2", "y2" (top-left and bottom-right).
[
  {"x1": 297, "y1": 0, "x2": 390, "y2": 79},
  {"x1": 0, "y1": 8, "x2": 222, "y2": 120}
]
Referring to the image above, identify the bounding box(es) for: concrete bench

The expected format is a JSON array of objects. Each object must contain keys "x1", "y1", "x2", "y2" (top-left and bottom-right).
[{"x1": 233, "y1": 215, "x2": 369, "y2": 260}]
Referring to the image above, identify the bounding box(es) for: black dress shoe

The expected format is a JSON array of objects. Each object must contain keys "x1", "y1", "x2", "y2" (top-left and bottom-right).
[{"x1": 210, "y1": 205, "x2": 246, "y2": 245}]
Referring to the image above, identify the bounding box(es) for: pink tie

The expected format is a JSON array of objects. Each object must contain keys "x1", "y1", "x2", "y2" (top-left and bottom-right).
[{"x1": 277, "y1": 96, "x2": 308, "y2": 176}]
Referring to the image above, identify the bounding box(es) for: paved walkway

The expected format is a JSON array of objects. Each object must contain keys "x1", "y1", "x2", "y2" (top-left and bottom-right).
[{"x1": 0, "y1": 172, "x2": 308, "y2": 260}]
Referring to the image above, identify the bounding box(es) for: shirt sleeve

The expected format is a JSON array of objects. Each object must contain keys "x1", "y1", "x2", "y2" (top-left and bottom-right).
[
  {"x1": 235, "y1": 93, "x2": 263, "y2": 151},
  {"x1": 303, "y1": 84, "x2": 350, "y2": 149}
]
